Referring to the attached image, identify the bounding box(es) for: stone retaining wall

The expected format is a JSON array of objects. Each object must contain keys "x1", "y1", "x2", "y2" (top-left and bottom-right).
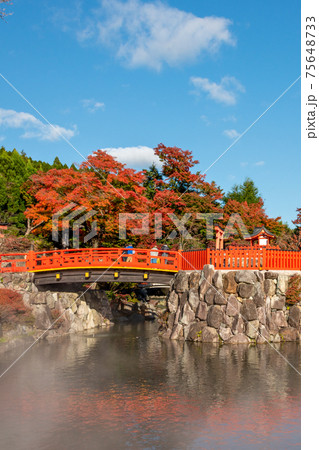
[
  {"x1": 0, "y1": 273, "x2": 113, "y2": 337},
  {"x1": 159, "y1": 267, "x2": 301, "y2": 344}
]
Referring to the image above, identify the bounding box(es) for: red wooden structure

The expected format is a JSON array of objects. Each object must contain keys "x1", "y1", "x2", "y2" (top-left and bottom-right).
[
  {"x1": 0, "y1": 246, "x2": 301, "y2": 276},
  {"x1": 244, "y1": 226, "x2": 275, "y2": 247}
]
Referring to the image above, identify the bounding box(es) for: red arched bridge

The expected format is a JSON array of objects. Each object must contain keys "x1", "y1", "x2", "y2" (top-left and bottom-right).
[{"x1": 0, "y1": 247, "x2": 301, "y2": 289}]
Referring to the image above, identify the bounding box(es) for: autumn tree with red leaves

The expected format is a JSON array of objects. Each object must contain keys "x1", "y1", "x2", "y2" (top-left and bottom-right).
[
  {"x1": 25, "y1": 151, "x2": 150, "y2": 248},
  {"x1": 24, "y1": 144, "x2": 295, "y2": 250}
]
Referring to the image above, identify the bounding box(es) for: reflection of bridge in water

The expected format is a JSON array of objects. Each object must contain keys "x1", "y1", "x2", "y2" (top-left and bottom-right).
[{"x1": 0, "y1": 247, "x2": 301, "y2": 290}]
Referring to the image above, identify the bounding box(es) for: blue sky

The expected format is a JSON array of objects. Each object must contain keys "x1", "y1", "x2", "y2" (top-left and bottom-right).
[{"x1": 0, "y1": 0, "x2": 300, "y2": 225}]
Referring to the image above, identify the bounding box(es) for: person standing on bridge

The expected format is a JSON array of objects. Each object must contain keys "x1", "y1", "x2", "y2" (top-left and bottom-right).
[
  {"x1": 122, "y1": 244, "x2": 134, "y2": 262},
  {"x1": 150, "y1": 245, "x2": 158, "y2": 264},
  {"x1": 161, "y1": 244, "x2": 169, "y2": 264}
]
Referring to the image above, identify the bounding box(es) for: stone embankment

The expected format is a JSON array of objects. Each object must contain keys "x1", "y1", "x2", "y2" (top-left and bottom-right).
[
  {"x1": 0, "y1": 273, "x2": 167, "y2": 348},
  {"x1": 159, "y1": 267, "x2": 301, "y2": 344},
  {"x1": 0, "y1": 273, "x2": 113, "y2": 339}
]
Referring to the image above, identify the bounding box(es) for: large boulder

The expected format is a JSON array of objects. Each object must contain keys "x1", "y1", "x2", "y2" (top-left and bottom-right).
[
  {"x1": 237, "y1": 283, "x2": 256, "y2": 299},
  {"x1": 33, "y1": 305, "x2": 52, "y2": 329},
  {"x1": 266, "y1": 314, "x2": 279, "y2": 334},
  {"x1": 226, "y1": 294, "x2": 240, "y2": 317},
  {"x1": 288, "y1": 305, "x2": 301, "y2": 329},
  {"x1": 235, "y1": 271, "x2": 257, "y2": 284},
  {"x1": 204, "y1": 287, "x2": 215, "y2": 305},
  {"x1": 245, "y1": 320, "x2": 259, "y2": 339},
  {"x1": 241, "y1": 299, "x2": 258, "y2": 321},
  {"x1": 213, "y1": 271, "x2": 223, "y2": 290},
  {"x1": 77, "y1": 301, "x2": 90, "y2": 319},
  {"x1": 264, "y1": 279, "x2": 276, "y2": 297},
  {"x1": 188, "y1": 272, "x2": 201, "y2": 289},
  {"x1": 91, "y1": 308, "x2": 103, "y2": 327},
  {"x1": 207, "y1": 305, "x2": 223, "y2": 329},
  {"x1": 196, "y1": 302, "x2": 208, "y2": 321},
  {"x1": 219, "y1": 326, "x2": 232, "y2": 341},
  {"x1": 170, "y1": 323, "x2": 184, "y2": 340},
  {"x1": 227, "y1": 333, "x2": 250, "y2": 344},
  {"x1": 188, "y1": 288, "x2": 200, "y2": 312},
  {"x1": 167, "y1": 311, "x2": 176, "y2": 330},
  {"x1": 186, "y1": 321, "x2": 207, "y2": 341},
  {"x1": 203, "y1": 264, "x2": 214, "y2": 283},
  {"x1": 179, "y1": 302, "x2": 195, "y2": 326},
  {"x1": 213, "y1": 290, "x2": 227, "y2": 305},
  {"x1": 256, "y1": 324, "x2": 271, "y2": 344},
  {"x1": 46, "y1": 293, "x2": 57, "y2": 309},
  {"x1": 257, "y1": 306, "x2": 266, "y2": 325},
  {"x1": 30, "y1": 292, "x2": 47, "y2": 305},
  {"x1": 265, "y1": 272, "x2": 279, "y2": 280},
  {"x1": 58, "y1": 292, "x2": 78, "y2": 309},
  {"x1": 201, "y1": 326, "x2": 219, "y2": 343},
  {"x1": 253, "y1": 283, "x2": 266, "y2": 307},
  {"x1": 70, "y1": 316, "x2": 85, "y2": 333},
  {"x1": 271, "y1": 333, "x2": 281, "y2": 343},
  {"x1": 277, "y1": 274, "x2": 289, "y2": 295},
  {"x1": 179, "y1": 291, "x2": 188, "y2": 309},
  {"x1": 174, "y1": 271, "x2": 189, "y2": 293},
  {"x1": 86, "y1": 309, "x2": 102, "y2": 329},
  {"x1": 254, "y1": 271, "x2": 264, "y2": 282},
  {"x1": 232, "y1": 316, "x2": 245, "y2": 335},
  {"x1": 167, "y1": 291, "x2": 179, "y2": 313},
  {"x1": 199, "y1": 265, "x2": 214, "y2": 299},
  {"x1": 270, "y1": 295, "x2": 285, "y2": 310},
  {"x1": 224, "y1": 314, "x2": 235, "y2": 329},
  {"x1": 223, "y1": 272, "x2": 237, "y2": 294},
  {"x1": 271, "y1": 311, "x2": 288, "y2": 328},
  {"x1": 280, "y1": 327, "x2": 300, "y2": 342}
]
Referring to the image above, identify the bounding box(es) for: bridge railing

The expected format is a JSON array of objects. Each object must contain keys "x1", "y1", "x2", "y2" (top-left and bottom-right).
[
  {"x1": 0, "y1": 247, "x2": 301, "y2": 274},
  {"x1": 25, "y1": 248, "x2": 180, "y2": 272},
  {"x1": 0, "y1": 253, "x2": 28, "y2": 272}
]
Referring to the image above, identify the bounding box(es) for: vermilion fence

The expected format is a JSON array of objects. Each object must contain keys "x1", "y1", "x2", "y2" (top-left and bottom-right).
[
  {"x1": 0, "y1": 248, "x2": 180, "y2": 274},
  {"x1": 183, "y1": 248, "x2": 301, "y2": 271},
  {"x1": 181, "y1": 249, "x2": 209, "y2": 271},
  {"x1": 0, "y1": 247, "x2": 301, "y2": 274}
]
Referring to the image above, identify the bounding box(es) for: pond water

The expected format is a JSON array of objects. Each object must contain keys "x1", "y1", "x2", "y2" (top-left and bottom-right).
[{"x1": 0, "y1": 323, "x2": 301, "y2": 449}]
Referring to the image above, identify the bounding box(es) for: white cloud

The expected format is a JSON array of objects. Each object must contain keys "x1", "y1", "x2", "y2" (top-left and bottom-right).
[
  {"x1": 78, "y1": 0, "x2": 235, "y2": 70},
  {"x1": 200, "y1": 115, "x2": 211, "y2": 126},
  {"x1": 101, "y1": 146, "x2": 161, "y2": 168},
  {"x1": 190, "y1": 76, "x2": 245, "y2": 105},
  {"x1": 0, "y1": 135, "x2": 5, "y2": 142},
  {"x1": 254, "y1": 161, "x2": 265, "y2": 166},
  {"x1": 222, "y1": 115, "x2": 237, "y2": 122},
  {"x1": 0, "y1": 108, "x2": 76, "y2": 141},
  {"x1": 223, "y1": 128, "x2": 240, "y2": 139},
  {"x1": 81, "y1": 99, "x2": 105, "y2": 113},
  {"x1": 240, "y1": 162, "x2": 248, "y2": 167}
]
